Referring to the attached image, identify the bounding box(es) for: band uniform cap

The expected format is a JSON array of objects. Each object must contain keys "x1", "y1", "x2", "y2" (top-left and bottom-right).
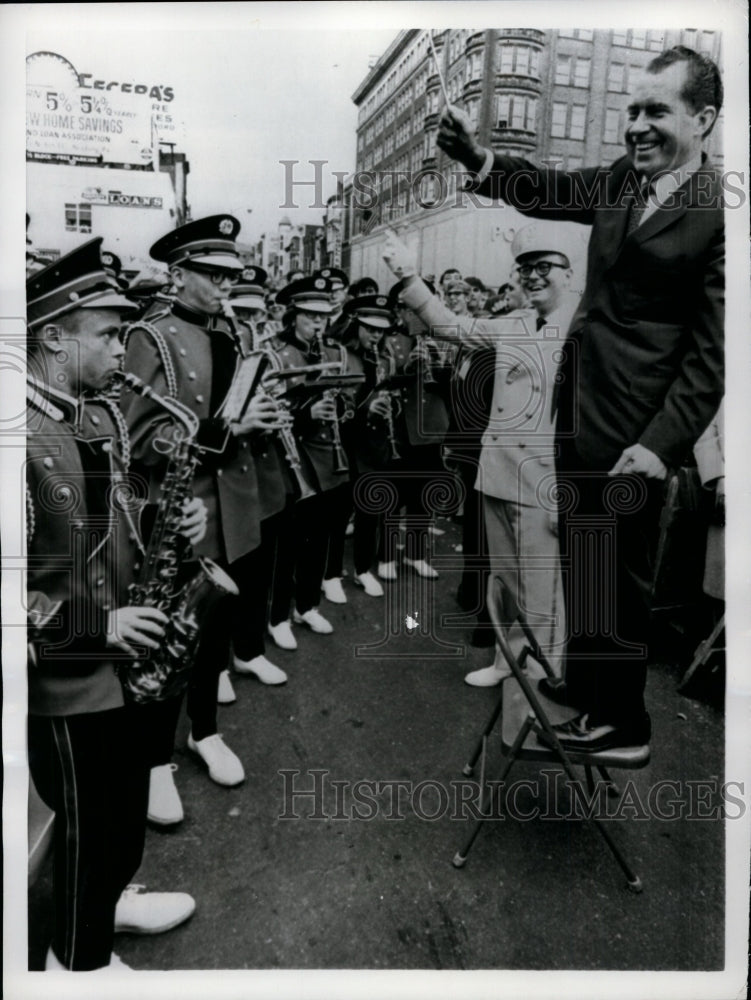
[
  {"x1": 276, "y1": 275, "x2": 334, "y2": 313},
  {"x1": 101, "y1": 249, "x2": 130, "y2": 289},
  {"x1": 315, "y1": 266, "x2": 349, "y2": 289},
  {"x1": 150, "y1": 214, "x2": 244, "y2": 270},
  {"x1": 230, "y1": 264, "x2": 268, "y2": 305},
  {"x1": 27, "y1": 238, "x2": 138, "y2": 329},
  {"x1": 343, "y1": 294, "x2": 394, "y2": 329},
  {"x1": 511, "y1": 221, "x2": 574, "y2": 267}
]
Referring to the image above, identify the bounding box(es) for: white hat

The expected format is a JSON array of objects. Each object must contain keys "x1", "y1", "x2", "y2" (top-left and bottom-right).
[{"x1": 511, "y1": 221, "x2": 577, "y2": 266}]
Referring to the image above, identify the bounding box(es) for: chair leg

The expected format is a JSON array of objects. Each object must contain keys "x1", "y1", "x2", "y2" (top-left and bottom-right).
[
  {"x1": 463, "y1": 692, "x2": 504, "y2": 777},
  {"x1": 453, "y1": 714, "x2": 535, "y2": 868},
  {"x1": 596, "y1": 765, "x2": 620, "y2": 797}
]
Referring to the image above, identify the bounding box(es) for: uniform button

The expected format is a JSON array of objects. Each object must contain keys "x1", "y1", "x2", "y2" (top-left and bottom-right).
[
  {"x1": 102, "y1": 441, "x2": 112, "y2": 452},
  {"x1": 102, "y1": 603, "x2": 111, "y2": 611},
  {"x1": 179, "y1": 347, "x2": 187, "y2": 356},
  {"x1": 241, "y1": 464, "x2": 248, "y2": 472},
  {"x1": 195, "y1": 394, "x2": 204, "y2": 403},
  {"x1": 525, "y1": 412, "x2": 534, "y2": 420},
  {"x1": 496, "y1": 406, "x2": 503, "y2": 412},
  {"x1": 188, "y1": 371, "x2": 196, "y2": 380},
  {"x1": 241, "y1": 440, "x2": 248, "y2": 449},
  {"x1": 134, "y1": 563, "x2": 140, "y2": 571},
  {"x1": 170, "y1": 326, "x2": 178, "y2": 334},
  {"x1": 43, "y1": 457, "x2": 54, "y2": 468},
  {"x1": 129, "y1": 532, "x2": 137, "y2": 541},
  {"x1": 90, "y1": 414, "x2": 100, "y2": 425},
  {"x1": 95, "y1": 577, "x2": 104, "y2": 587},
  {"x1": 217, "y1": 469, "x2": 223, "y2": 477},
  {"x1": 532, "y1": 385, "x2": 540, "y2": 393},
  {"x1": 491, "y1": 435, "x2": 498, "y2": 442}
]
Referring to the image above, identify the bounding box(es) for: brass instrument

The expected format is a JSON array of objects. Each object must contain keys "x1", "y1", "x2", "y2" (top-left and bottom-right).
[
  {"x1": 259, "y1": 359, "x2": 318, "y2": 501},
  {"x1": 114, "y1": 371, "x2": 239, "y2": 702},
  {"x1": 370, "y1": 345, "x2": 402, "y2": 462},
  {"x1": 317, "y1": 335, "x2": 354, "y2": 476}
]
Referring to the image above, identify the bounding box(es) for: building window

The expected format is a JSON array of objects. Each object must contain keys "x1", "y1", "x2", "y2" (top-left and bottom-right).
[
  {"x1": 573, "y1": 57, "x2": 591, "y2": 88},
  {"x1": 577, "y1": 29, "x2": 594, "y2": 41},
  {"x1": 499, "y1": 44, "x2": 514, "y2": 74},
  {"x1": 516, "y1": 46, "x2": 530, "y2": 75},
  {"x1": 608, "y1": 62, "x2": 625, "y2": 92},
  {"x1": 555, "y1": 54, "x2": 571, "y2": 85},
  {"x1": 551, "y1": 102, "x2": 567, "y2": 138},
  {"x1": 64, "y1": 203, "x2": 92, "y2": 233},
  {"x1": 530, "y1": 48, "x2": 541, "y2": 78},
  {"x1": 525, "y1": 96, "x2": 538, "y2": 132},
  {"x1": 631, "y1": 30, "x2": 647, "y2": 48},
  {"x1": 648, "y1": 30, "x2": 665, "y2": 51},
  {"x1": 604, "y1": 108, "x2": 621, "y2": 144},
  {"x1": 699, "y1": 30, "x2": 716, "y2": 54},
  {"x1": 558, "y1": 29, "x2": 576, "y2": 39},
  {"x1": 497, "y1": 93, "x2": 510, "y2": 128},
  {"x1": 465, "y1": 97, "x2": 480, "y2": 126},
  {"x1": 570, "y1": 105, "x2": 587, "y2": 140},
  {"x1": 682, "y1": 29, "x2": 698, "y2": 50},
  {"x1": 612, "y1": 30, "x2": 629, "y2": 46}
]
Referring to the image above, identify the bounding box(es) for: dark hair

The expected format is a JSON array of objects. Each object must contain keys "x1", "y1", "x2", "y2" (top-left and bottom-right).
[
  {"x1": 647, "y1": 46, "x2": 723, "y2": 132},
  {"x1": 349, "y1": 277, "x2": 379, "y2": 297},
  {"x1": 439, "y1": 268, "x2": 461, "y2": 285},
  {"x1": 464, "y1": 276, "x2": 486, "y2": 292}
]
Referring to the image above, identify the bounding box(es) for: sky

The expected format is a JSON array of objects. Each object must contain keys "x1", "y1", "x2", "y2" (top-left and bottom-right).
[{"x1": 25, "y1": 17, "x2": 396, "y2": 241}]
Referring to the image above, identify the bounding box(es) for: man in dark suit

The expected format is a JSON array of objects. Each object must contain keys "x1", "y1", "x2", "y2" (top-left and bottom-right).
[{"x1": 433, "y1": 45, "x2": 724, "y2": 751}]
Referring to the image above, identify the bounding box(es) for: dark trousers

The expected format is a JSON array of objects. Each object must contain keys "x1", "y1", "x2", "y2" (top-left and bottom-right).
[
  {"x1": 28, "y1": 705, "x2": 149, "y2": 970},
  {"x1": 324, "y1": 481, "x2": 354, "y2": 580},
  {"x1": 557, "y1": 450, "x2": 665, "y2": 725},
  {"x1": 387, "y1": 443, "x2": 444, "y2": 562},
  {"x1": 289, "y1": 484, "x2": 350, "y2": 614},
  {"x1": 456, "y1": 452, "x2": 490, "y2": 623}
]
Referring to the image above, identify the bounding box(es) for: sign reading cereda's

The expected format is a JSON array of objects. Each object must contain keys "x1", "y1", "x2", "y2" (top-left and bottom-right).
[{"x1": 26, "y1": 51, "x2": 179, "y2": 166}]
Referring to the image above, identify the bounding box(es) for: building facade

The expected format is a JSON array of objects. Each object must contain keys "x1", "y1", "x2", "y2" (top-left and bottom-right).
[{"x1": 346, "y1": 27, "x2": 723, "y2": 288}]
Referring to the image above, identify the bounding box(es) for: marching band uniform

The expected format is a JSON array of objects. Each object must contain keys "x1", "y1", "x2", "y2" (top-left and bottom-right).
[
  {"x1": 26, "y1": 240, "x2": 194, "y2": 971},
  {"x1": 122, "y1": 216, "x2": 271, "y2": 803}
]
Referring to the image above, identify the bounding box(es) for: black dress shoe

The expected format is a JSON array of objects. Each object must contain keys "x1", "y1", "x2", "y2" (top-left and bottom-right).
[
  {"x1": 537, "y1": 677, "x2": 576, "y2": 707},
  {"x1": 536, "y1": 712, "x2": 651, "y2": 754}
]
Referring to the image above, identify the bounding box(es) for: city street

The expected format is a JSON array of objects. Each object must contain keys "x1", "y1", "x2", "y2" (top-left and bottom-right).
[{"x1": 28, "y1": 515, "x2": 725, "y2": 973}]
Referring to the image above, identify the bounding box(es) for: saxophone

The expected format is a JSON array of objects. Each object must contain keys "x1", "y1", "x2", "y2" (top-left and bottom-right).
[{"x1": 114, "y1": 371, "x2": 239, "y2": 702}]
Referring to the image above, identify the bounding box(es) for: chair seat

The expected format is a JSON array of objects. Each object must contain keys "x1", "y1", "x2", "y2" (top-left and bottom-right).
[{"x1": 500, "y1": 660, "x2": 651, "y2": 769}]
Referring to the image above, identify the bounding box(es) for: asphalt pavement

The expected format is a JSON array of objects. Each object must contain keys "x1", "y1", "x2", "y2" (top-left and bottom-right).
[{"x1": 28, "y1": 515, "x2": 726, "y2": 973}]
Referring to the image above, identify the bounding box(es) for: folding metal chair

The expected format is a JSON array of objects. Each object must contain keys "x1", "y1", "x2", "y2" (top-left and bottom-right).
[{"x1": 452, "y1": 575, "x2": 650, "y2": 892}]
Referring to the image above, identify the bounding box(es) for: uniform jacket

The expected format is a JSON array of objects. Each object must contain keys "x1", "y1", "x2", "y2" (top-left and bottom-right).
[
  {"x1": 400, "y1": 281, "x2": 580, "y2": 507},
  {"x1": 473, "y1": 154, "x2": 724, "y2": 470},
  {"x1": 274, "y1": 328, "x2": 351, "y2": 493},
  {"x1": 343, "y1": 341, "x2": 398, "y2": 473},
  {"x1": 26, "y1": 377, "x2": 141, "y2": 716},
  {"x1": 385, "y1": 330, "x2": 450, "y2": 447},
  {"x1": 122, "y1": 300, "x2": 269, "y2": 564}
]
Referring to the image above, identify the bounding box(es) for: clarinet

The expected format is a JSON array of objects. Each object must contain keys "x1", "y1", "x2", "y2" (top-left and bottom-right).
[
  {"x1": 316, "y1": 334, "x2": 350, "y2": 475},
  {"x1": 113, "y1": 371, "x2": 239, "y2": 702},
  {"x1": 371, "y1": 345, "x2": 401, "y2": 462}
]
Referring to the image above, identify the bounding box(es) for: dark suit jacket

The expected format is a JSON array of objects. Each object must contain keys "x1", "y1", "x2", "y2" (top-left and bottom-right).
[{"x1": 475, "y1": 154, "x2": 724, "y2": 470}]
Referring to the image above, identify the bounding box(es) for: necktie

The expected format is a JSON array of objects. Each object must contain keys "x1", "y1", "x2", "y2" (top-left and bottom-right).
[
  {"x1": 626, "y1": 183, "x2": 649, "y2": 237},
  {"x1": 536, "y1": 315, "x2": 546, "y2": 331}
]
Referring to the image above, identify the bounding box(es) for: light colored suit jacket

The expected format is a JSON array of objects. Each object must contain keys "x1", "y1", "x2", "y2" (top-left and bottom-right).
[{"x1": 400, "y1": 278, "x2": 579, "y2": 506}]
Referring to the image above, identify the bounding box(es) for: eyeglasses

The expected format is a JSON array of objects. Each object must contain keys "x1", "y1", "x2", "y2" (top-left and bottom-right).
[
  {"x1": 186, "y1": 265, "x2": 241, "y2": 286},
  {"x1": 517, "y1": 262, "x2": 568, "y2": 279}
]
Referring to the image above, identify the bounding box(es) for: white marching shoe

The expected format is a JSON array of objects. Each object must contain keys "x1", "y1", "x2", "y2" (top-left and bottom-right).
[
  {"x1": 147, "y1": 763, "x2": 184, "y2": 826},
  {"x1": 293, "y1": 607, "x2": 334, "y2": 634},
  {"x1": 187, "y1": 732, "x2": 245, "y2": 786},
  {"x1": 233, "y1": 654, "x2": 287, "y2": 685},
  {"x1": 403, "y1": 557, "x2": 439, "y2": 579},
  {"x1": 268, "y1": 620, "x2": 298, "y2": 650},
  {"x1": 321, "y1": 577, "x2": 347, "y2": 604},
  {"x1": 377, "y1": 560, "x2": 398, "y2": 581},
  {"x1": 217, "y1": 669, "x2": 236, "y2": 704},
  {"x1": 115, "y1": 884, "x2": 196, "y2": 935},
  {"x1": 354, "y1": 571, "x2": 384, "y2": 597},
  {"x1": 464, "y1": 655, "x2": 512, "y2": 688}
]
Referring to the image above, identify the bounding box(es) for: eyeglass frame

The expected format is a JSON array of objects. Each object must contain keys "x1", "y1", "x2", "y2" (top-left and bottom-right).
[
  {"x1": 183, "y1": 264, "x2": 241, "y2": 286},
  {"x1": 517, "y1": 261, "x2": 569, "y2": 279}
]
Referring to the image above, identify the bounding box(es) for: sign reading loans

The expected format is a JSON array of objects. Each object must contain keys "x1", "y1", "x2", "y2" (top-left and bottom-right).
[{"x1": 26, "y1": 51, "x2": 156, "y2": 166}]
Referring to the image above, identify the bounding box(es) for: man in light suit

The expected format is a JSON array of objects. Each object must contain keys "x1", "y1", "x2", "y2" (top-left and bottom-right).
[
  {"x1": 384, "y1": 222, "x2": 580, "y2": 686},
  {"x1": 433, "y1": 45, "x2": 724, "y2": 750}
]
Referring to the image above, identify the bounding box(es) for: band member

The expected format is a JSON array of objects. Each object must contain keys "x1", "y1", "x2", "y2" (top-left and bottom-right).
[
  {"x1": 122, "y1": 216, "x2": 286, "y2": 824},
  {"x1": 378, "y1": 282, "x2": 451, "y2": 581},
  {"x1": 314, "y1": 266, "x2": 350, "y2": 338},
  {"x1": 26, "y1": 240, "x2": 198, "y2": 971},
  {"x1": 269, "y1": 275, "x2": 349, "y2": 632}
]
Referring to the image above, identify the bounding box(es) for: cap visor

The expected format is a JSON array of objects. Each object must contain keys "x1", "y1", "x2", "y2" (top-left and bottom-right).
[
  {"x1": 358, "y1": 315, "x2": 392, "y2": 329},
  {"x1": 231, "y1": 295, "x2": 267, "y2": 311},
  {"x1": 294, "y1": 300, "x2": 333, "y2": 314},
  {"x1": 79, "y1": 290, "x2": 139, "y2": 312},
  {"x1": 186, "y1": 253, "x2": 245, "y2": 271}
]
